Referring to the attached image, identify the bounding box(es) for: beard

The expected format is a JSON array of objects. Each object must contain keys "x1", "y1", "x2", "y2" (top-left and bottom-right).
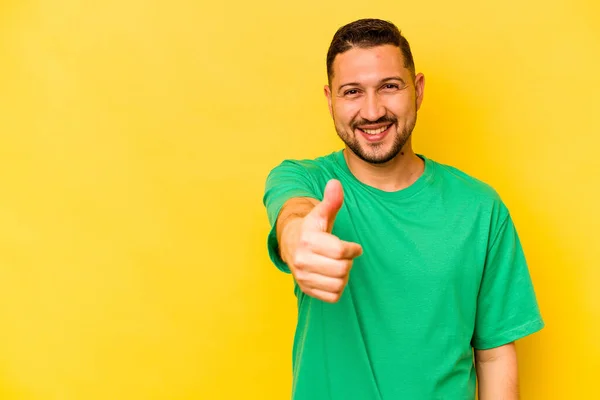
[{"x1": 334, "y1": 113, "x2": 417, "y2": 165}]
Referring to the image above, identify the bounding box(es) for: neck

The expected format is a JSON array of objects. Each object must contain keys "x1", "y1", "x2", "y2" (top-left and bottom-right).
[{"x1": 343, "y1": 140, "x2": 425, "y2": 192}]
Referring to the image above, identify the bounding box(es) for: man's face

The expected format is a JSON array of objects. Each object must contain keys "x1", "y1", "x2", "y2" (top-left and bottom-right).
[{"x1": 325, "y1": 44, "x2": 425, "y2": 164}]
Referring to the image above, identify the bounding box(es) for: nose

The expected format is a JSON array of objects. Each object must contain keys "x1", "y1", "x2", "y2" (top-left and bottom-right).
[{"x1": 360, "y1": 92, "x2": 386, "y2": 122}]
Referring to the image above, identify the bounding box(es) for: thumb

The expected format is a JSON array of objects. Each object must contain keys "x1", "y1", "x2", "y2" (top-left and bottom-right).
[{"x1": 307, "y1": 179, "x2": 344, "y2": 232}]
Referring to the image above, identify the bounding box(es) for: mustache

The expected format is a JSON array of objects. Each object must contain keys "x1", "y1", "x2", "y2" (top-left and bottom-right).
[{"x1": 351, "y1": 116, "x2": 397, "y2": 130}]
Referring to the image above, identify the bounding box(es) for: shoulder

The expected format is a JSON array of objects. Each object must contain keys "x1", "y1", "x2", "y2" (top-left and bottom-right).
[
  {"x1": 430, "y1": 157, "x2": 508, "y2": 215},
  {"x1": 433, "y1": 159, "x2": 499, "y2": 197},
  {"x1": 267, "y1": 152, "x2": 339, "y2": 180},
  {"x1": 264, "y1": 153, "x2": 340, "y2": 204}
]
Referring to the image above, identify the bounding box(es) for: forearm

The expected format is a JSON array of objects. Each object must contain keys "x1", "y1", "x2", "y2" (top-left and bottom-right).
[
  {"x1": 276, "y1": 197, "x2": 318, "y2": 261},
  {"x1": 475, "y1": 343, "x2": 519, "y2": 399}
]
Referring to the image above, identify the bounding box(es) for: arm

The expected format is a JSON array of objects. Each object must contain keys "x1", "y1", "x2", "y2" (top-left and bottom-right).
[
  {"x1": 474, "y1": 342, "x2": 519, "y2": 400},
  {"x1": 272, "y1": 180, "x2": 362, "y2": 303},
  {"x1": 276, "y1": 197, "x2": 318, "y2": 263}
]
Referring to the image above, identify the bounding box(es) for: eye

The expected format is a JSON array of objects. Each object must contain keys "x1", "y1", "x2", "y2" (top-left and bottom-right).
[
  {"x1": 382, "y1": 83, "x2": 400, "y2": 90},
  {"x1": 343, "y1": 88, "x2": 361, "y2": 97}
]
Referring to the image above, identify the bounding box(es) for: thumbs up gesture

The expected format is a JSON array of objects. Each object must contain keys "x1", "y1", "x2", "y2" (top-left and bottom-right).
[{"x1": 279, "y1": 179, "x2": 363, "y2": 303}]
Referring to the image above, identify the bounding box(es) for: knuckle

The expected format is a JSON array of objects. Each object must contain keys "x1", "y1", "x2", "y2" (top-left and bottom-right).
[
  {"x1": 332, "y1": 280, "x2": 345, "y2": 294},
  {"x1": 291, "y1": 252, "x2": 306, "y2": 268},
  {"x1": 328, "y1": 293, "x2": 342, "y2": 303},
  {"x1": 298, "y1": 234, "x2": 312, "y2": 249},
  {"x1": 300, "y1": 286, "x2": 312, "y2": 296},
  {"x1": 332, "y1": 243, "x2": 345, "y2": 259},
  {"x1": 345, "y1": 260, "x2": 354, "y2": 272},
  {"x1": 305, "y1": 288, "x2": 337, "y2": 303},
  {"x1": 294, "y1": 270, "x2": 309, "y2": 284},
  {"x1": 337, "y1": 261, "x2": 351, "y2": 277}
]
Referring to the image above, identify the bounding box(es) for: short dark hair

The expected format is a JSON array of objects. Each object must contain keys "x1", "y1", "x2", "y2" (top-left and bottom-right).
[{"x1": 326, "y1": 18, "x2": 415, "y2": 84}]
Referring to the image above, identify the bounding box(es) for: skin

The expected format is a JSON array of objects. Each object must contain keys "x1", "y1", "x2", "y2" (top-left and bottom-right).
[
  {"x1": 277, "y1": 180, "x2": 362, "y2": 304},
  {"x1": 277, "y1": 43, "x2": 520, "y2": 398},
  {"x1": 324, "y1": 44, "x2": 425, "y2": 192},
  {"x1": 475, "y1": 342, "x2": 519, "y2": 399}
]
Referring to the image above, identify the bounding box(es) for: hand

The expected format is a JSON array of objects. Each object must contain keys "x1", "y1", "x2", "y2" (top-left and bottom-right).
[{"x1": 281, "y1": 179, "x2": 363, "y2": 303}]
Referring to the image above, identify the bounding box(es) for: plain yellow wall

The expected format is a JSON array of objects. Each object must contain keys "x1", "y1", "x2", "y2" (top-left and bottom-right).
[{"x1": 0, "y1": 0, "x2": 598, "y2": 398}]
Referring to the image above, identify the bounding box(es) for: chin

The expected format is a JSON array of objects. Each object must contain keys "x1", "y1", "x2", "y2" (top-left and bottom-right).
[{"x1": 355, "y1": 146, "x2": 399, "y2": 165}]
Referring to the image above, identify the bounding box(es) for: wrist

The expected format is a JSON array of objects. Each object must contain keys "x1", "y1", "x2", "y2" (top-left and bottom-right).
[{"x1": 279, "y1": 216, "x2": 303, "y2": 264}]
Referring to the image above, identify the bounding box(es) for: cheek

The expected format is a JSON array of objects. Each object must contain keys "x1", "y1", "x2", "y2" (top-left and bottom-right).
[
  {"x1": 386, "y1": 96, "x2": 415, "y2": 117},
  {"x1": 333, "y1": 102, "x2": 359, "y2": 125}
]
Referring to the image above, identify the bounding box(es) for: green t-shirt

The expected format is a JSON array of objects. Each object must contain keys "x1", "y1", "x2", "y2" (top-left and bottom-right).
[{"x1": 263, "y1": 150, "x2": 544, "y2": 400}]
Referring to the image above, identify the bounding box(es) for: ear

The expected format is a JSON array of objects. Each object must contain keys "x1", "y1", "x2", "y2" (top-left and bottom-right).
[
  {"x1": 324, "y1": 84, "x2": 333, "y2": 118},
  {"x1": 414, "y1": 73, "x2": 425, "y2": 111}
]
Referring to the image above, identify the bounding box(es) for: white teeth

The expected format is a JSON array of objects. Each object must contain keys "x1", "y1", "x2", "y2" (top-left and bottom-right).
[{"x1": 362, "y1": 125, "x2": 389, "y2": 135}]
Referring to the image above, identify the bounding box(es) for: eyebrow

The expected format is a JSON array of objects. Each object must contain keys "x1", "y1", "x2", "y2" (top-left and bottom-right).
[{"x1": 337, "y1": 76, "x2": 407, "y2": 92}]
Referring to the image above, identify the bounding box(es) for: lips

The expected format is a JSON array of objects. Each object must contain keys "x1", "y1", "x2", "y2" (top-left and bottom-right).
[{"x1": 357, "y1": 124, "x2": 393, "y2": 142}]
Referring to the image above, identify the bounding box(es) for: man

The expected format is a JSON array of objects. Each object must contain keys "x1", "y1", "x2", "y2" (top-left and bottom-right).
[{"x1": 262, "y1": 18, "x2": 543, "y2": 399}]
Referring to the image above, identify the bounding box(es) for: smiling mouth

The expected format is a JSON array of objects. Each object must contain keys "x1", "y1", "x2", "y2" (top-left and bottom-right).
[
  {"x1": 355, "y1": 123, "x2": 394, "y2": 143},
  {"x1": 358, "y1": 124, "x2": 392, "y2": 135}
]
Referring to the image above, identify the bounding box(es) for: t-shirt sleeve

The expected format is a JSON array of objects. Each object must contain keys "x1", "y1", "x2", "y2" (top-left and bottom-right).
[
  {"x1": 262, "y1": 160, "x2": 319, "y2": 273},
  {"x1": 471, "y1": 207, "x2": 545, "y2": 350}
]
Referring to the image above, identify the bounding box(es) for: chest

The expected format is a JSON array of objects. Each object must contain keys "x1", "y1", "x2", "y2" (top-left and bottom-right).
[{"x1": 332, "y1": 194, "x2": 489, "y2": 298}]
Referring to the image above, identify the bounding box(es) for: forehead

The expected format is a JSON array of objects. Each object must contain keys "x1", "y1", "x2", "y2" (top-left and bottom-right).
[{"x1": 331, "y1": 44, "x2": 408, "y2": 87}]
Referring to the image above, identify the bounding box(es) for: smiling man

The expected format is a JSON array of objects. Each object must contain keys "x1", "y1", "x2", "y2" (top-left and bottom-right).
[{"x1": 263, "y1": 18, "x2": 544, "y2": 399}]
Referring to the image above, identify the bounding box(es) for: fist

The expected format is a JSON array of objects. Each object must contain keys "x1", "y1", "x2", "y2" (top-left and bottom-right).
[{"x1": 284, "y1": 180, "x2": 363, "y2": 303}]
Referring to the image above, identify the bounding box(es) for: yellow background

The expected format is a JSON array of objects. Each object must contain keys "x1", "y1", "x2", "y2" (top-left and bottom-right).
[{"x1": 1, "y1": 0, "x2": 598, "y2": 398}]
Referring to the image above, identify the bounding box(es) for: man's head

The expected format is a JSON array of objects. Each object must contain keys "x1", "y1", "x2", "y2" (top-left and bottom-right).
[{"x1": 324, "y1": 19, "x2": 425, "y2": 164}]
